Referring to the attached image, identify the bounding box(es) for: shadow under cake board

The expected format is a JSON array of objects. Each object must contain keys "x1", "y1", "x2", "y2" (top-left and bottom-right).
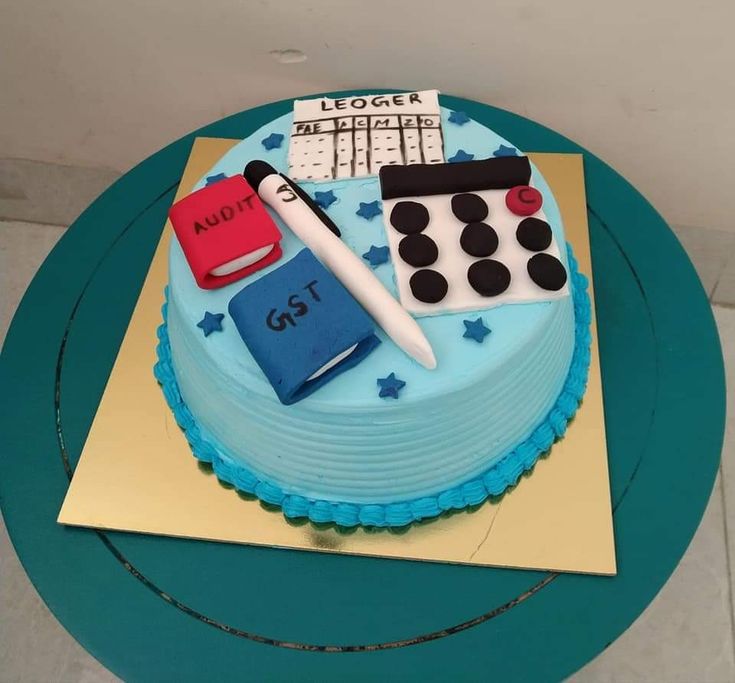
[{"x1": 58, "y1": 138, "x2": 615, "y2": 576}]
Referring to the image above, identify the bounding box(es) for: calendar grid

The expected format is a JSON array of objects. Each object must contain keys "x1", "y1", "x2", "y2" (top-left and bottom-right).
[{"x1": 288, "y1": 113, "x2": 445, "y2": 181}]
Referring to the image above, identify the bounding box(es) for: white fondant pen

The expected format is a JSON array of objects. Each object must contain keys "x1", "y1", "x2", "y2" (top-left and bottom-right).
[{"x1": 244, "y1": 160, "x2": 437, "y2": 370}]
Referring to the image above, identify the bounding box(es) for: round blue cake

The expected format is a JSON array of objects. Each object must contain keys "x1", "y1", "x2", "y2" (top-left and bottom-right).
[{"x1": 156, "y1": 94, "x2": 591, "y2": 527}]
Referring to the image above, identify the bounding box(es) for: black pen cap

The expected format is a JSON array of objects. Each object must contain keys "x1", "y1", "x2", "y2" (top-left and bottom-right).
[{"x1": 243, "y1": 160, "x2": 277, "y2": 192}]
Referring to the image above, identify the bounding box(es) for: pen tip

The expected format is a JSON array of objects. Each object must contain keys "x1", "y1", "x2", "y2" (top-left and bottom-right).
[
  {"x1": 422, "y1": 354, "x2": 438, "y2": 370},
  {"x1": 414, "y1": 342, "x2": 437, "y2": 370}
]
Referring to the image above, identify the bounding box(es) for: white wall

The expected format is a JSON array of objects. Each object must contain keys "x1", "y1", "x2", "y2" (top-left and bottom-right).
[{"x1": 1, "y1": 0, "x2": 733, "y2": 232}]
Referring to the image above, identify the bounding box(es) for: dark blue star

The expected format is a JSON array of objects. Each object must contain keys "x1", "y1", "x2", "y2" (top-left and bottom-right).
[
  {"x1": 356, "y1": 200, "x2": 382, "y2": 220},
  {"x1": 377, "y1": 372, "x2": 406, "y2": 399},
  {"x1": 197, "y1": 311, "x2": 225, "y2": 337},
  {"x1": 448, "y1": 110, "x2": 471, "y2": 125},
  {"x1": 205, "y1": 173, "x2": 228, "y2": 185},
  {"x1": 314, "y1": 190, "x2": 337, "y2": 209},
  {"x1": 448, "y1": 149, "x2": 475, "y2": 163},
  {"x1": 261, "y1": 133, "x2": 284, "y2": 151},
  {"x1": 463, "y1": 317, "x2": 491, "y2": 343},
  {"x1": 362, "y1": 245, "x2": 390, "y2": 267},
  {"x1": 493, "y1": 144, "x2": 518, "y2": 157}
]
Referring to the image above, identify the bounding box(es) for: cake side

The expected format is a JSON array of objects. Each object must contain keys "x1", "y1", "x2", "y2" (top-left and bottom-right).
[
  {"x1": 167, "y1": 286, "x2": 574, "y2": 503},
  {"x1": 156, "y1": 246, "x2": 590, "y2": 526}
]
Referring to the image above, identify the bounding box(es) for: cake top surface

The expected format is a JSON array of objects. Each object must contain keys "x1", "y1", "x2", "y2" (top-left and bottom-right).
[{"x1": 168, "y1": 103, "x2": 569, "y2": 408}]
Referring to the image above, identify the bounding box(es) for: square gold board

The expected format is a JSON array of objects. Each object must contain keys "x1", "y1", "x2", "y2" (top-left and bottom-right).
[{"x1": 58, "y1": 138, "x2": 616, "y2": 575}]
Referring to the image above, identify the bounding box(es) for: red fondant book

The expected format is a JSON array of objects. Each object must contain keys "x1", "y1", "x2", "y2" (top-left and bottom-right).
[{"x1": 169, "y1": 175, "x2": 282, "y2": 289}]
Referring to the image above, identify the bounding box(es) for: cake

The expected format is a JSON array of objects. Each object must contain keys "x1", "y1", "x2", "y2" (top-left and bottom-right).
[{"x1": 155, "y1": 90, "x2": 591, "y2": 528}]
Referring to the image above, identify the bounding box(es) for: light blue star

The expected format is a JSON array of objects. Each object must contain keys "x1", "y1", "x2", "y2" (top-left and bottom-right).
[
  {"x1": 463, "y1": 317, "x2": 491, "y2": 343},
  {"x1": 493, "y1": 144, "x2": 518, "y2": 157},
  {"x1": 448, "y1": 110, "x2": 471, "y2": 125},
  {"x1": 205, "y1": 173, "x2": 228, "y2": 185},
  {"x1": 356, "y1": 200, "x2": 382, "y2": 221},
  {"x1": 362, "y1": 245, "x2": 390, "y2": 267},
  {"x1": 314, "y1": 190, "x2": 337, "y2": 209},
  {"x1": 261, "y1": 133, "x2": 284, "y2": 151},
  {"x1": 448, "y1": 149, "x2": 475, "y2": 163},
  {"x1": 377, "y1": 372, "x2": 406, "y2": 399},
  {"x1": 197, "y1": 312, "x2": 225, "y2": 337}
]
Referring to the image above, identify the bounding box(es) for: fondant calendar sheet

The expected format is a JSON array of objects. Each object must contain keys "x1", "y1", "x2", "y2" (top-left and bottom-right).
[
  {"x1": 58, "y1": 138, "x2": 616, "y2": 576},
  {"x1": 288, "y1": 90, "x2": 444, "y2": 181}
]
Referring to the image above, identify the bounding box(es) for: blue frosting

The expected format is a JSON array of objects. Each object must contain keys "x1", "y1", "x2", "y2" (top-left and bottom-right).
[
  {"x1": 261, "y1": 132, "x2": 284, "y2": 150},
  {"x1": 376, "y1": 372, "x2": 406, "y2": 399},
  {"x1": 493, "y1": 144, "x2": 518, "y2": 157},
  {"x1": 205, "y1": 173, "x2": 228, "y2": 185},
  {"x1": 463, "y1": 317, "x2": 491, "y2": 343},
  {"x1": 313, "y1": 190, "x2": 337, "y2": 209},
  {"x1": 155, "y1": 246, "x2": 590, "y2": 527},
  {"x1": 355, "y1": 200, "x2": 383, "y2": 221},
  {"x1": 362, "y1": 244, "x2": 390, "y2": 267},
  {"x1": 448, "y1": 149, "x2": 474, "y2": 163},
  {"x1": 448, "y1": 110, "x2": 471, "y2": 126},
  {"x1": 196, "y1": 311, "x2": 224, "y2": 337}
]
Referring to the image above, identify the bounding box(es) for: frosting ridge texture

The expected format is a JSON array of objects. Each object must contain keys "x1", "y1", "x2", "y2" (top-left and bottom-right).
[{"x1": 154, "y1": 246, "x2": 591, "y2": 528}]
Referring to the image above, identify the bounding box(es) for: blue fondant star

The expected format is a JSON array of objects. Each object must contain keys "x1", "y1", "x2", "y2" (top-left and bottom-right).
[
  {"x1": 448, "y1": 149, "x2": 475, "y2": 163},
  {"x1": 493, "y1": 144, "x2": 518, "y2": 157},
  {"x1": 261, "y1": 132, "x2": 284, "y2": 150},
  {"x1": 356, "y1": 200, "x2": 382, "y2": 221},
  {"x1": 463, "y1": 317, "x2": 491, "y2": 343},
  {"x1": 377, "y1": 372, "x2": 406, "y2": 399},
  {"x1": 314, "y1": 190, "x2": 337, "y2": 209},
  {"x1": 448, "y1": 110, "x2": 471, "y2": 125},
  {"x1": 362, "y1": 245, "x2": 390, "y2": 267},
  {"x1": 197, "y1": 311, "x2": 225, "y2": 337},
  {"x1": 205, "y1": 173, "x2": 228, "y2": 185}
]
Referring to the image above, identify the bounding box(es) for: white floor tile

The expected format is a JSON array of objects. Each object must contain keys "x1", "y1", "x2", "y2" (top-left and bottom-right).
[
  {"x1": 0, "y1": 218, "x2": 118, "y2": 681},
  {"x1": 573, "y1": 305, "x2": 734, "y2": 681},
  {"x1": 670, "y1": 225, "x2": 735, "y2": 300},
  {"x1": 713, "y1": 254, "x2": 735, "y2": 307},
  {"x1": 570, "y1": 473, "x2": 735, "y2": 682},
  {"x1": 0, "y1": 220, "x2": 66, "y2": 344},
  {"x1": 0, "y1": 516, "x2": 120, "y2": 682},
  {"x1": 0, "y1": 159, "x2": 119, "y2": 227},
  {"x1": 715, "y1": 307, "x2": 735, "y2": 631}
]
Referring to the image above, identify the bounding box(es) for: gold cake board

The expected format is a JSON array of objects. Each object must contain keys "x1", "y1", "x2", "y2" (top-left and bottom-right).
[{"x1": 58, "y1": 138, "x2": 616, "y2": 575}]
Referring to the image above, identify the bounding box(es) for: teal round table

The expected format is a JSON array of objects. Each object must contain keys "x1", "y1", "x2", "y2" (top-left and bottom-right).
[{"x1": 0, "y1": 92, "x2": 726, "y2": 682}]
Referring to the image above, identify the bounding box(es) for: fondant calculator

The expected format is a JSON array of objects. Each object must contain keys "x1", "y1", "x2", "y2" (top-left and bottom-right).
[{"x1": 379, "y1": 156, "x2": 570, "y2": 316}]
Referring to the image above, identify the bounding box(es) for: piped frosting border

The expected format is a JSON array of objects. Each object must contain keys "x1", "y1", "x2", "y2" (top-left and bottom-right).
[{"x1": 154, "y1": 244, "x2": 592, "y2": 528}]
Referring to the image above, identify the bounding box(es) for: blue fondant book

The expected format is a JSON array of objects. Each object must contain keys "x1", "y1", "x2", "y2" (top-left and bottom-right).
[{"x1": 228, "y1": 249, "x2": 381, "y2": 404}]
